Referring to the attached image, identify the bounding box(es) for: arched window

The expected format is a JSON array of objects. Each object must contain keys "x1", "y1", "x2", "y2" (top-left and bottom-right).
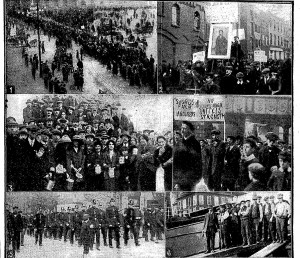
[
  {"x1": 172, "y1": 4, "x2": 180, "y2": 26},
  {"x1": 194, "y1": 11, "x2": 200, "y2": 30}
]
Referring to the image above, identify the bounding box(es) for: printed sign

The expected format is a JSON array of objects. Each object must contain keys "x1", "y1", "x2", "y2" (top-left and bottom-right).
[{"x1": 174, "y1": 96, "x2": 225, "y2": 121}]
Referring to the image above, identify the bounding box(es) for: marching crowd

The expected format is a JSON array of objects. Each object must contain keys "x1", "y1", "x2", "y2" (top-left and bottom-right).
[
  {"x1": 6, "y1": 97, "x2": 173, "y2": 192},
  {"x1": 200, "y1": 193, "x2": 291, "y2": 253},
  {"x1": 9, "y1": 5, "x2": 157, "y2": 93},
  {"x1": 6, "y1": 198, "x2": 165, "y2": 256},
  {"x1": 174, "y1": 121, "x2": 292, "y2": 191},
  {"x1": 159, "y1": 57, "x2": 292, "y2": 95}
]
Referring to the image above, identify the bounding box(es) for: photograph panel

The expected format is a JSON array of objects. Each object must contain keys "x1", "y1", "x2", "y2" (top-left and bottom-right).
[
  {"x1": 6, "y1": 1, "x2": 158, "y2": 94},
  {"x1": 173, "y1": 95, "x2": 292, "y2": 192},
  {"x1": 5, "y1": 192, "x2": 165, "y2": 257},
  {"x1": 158, "y1": 2, "x2": 292, "y2": 95},
  {"x1": 165, "y1": 191, "x2": 291, "y2": 257},
  {"x1": 6, "y1": 94, "x2": 173, "y2": 192}
]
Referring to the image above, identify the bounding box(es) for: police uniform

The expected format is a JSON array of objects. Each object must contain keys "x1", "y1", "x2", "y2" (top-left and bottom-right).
[
  {"x1": 106, "y1": 199, "x2": 120, "y2": 248},
  {"x1": 124, "y1": 200, "x2": 140, "y2": 246},
  {"x1": 86, "y1": 203, "x2": 101, "y2": 250}
]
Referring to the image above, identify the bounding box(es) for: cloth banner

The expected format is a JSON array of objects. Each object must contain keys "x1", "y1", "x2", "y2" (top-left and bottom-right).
[{"x1": 174, "y1": 96, "x2": 225, "y2": 121}]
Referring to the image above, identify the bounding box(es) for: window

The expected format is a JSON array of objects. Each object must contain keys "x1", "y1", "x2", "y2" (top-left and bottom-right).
[
  {"x1": 214, "y1": 196, "x2": 219, "y2": 206},
  {"x1": 207, "y1": 196, "x2": 212, "y2": 205},
  {"x1": 194, "y1": 11, "x2": 200, "y2": 30},
  {"x1": 198, "y1": 195, "x2": 204, "y2": 205},
  {"x1": 188, "y1": 197, "x2": 192, "y2": 207},
  {"x1": 193, "y1": 195, "x2": 197, "y2": 206},
  {"x1": 172, "y1": 4, "x2": 180, "y2": 26},
  {"x1": 221, "y1": 197, "x2": 225, "y2": 204}
]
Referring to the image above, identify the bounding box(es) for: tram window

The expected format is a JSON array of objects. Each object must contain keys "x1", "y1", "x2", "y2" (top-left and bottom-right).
[
  {"x1": 198, "y1": 195, "x2": 204, "y2": 205},
  {"x1": 207, "y1": 196, "x2": 212, "y2": 205},
  {"x1": 193, "y1": 196, "x2": 197, "y2": 206},
  {"x1": 221, "y1": 197, "x2": 225, "y2": 204},
  {"x1": 214, "y1": 196, "x2": 219, "y2": 206}
]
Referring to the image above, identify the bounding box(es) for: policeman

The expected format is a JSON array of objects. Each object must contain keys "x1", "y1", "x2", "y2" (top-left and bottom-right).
[
  {"x1": 80, "y1": 213, "x2": 92, "y2": 255},
  {"x1": 63, "y1": 207, "x2": 75, "y2": 244},
  {"x1": 124, "y1": 199, "x2": 140, "y2": 246},
  {"x1": 143, "y1": 207, "x2": 155, "y2": 241},
  {"x1": 98, "y1": 203, "x2": 108, "y2": 246},
  {"x1": 106, "y1": 198, "x2": 121, "y2": 248},
  {"x1": 34, "y1": 207, "x2": 46, "y2": 246},
  {"x1": 87, "y1": 200, "x2": 100, "y2": 250},
  {"x1": 73, "y1": 205, "x2": 83, "y2": 246},
  {"x1": 154, "y1": 207, "x2": 164, "y2": 243},
  {"x1": 10, "y1": 206, "x2": 23, "y2": 252}
]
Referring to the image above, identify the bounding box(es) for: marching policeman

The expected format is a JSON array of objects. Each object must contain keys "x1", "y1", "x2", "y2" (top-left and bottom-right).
[
  {"x1": 143, "y1": 207, "x2": 155, "y2": 241},
  {"x1": 106, "y1": 198, "x2": 121, "y2": 248},
  {"x1": 98, "y1": 203, "x2": 108, "y2": 246},
  {"x1": 124, "y1": 199, "x2": 140, "y2": 246},
  {"x1": 86, "y1": 200, "x2": 101, "y2": 250},
  {"x1": 10, "y1": 206, "x2": 24, "y2": 252},
  {"x1": 63, "y1": 207, "x2": 75, "y2": 244},
  {"x1": 73, "y1": 205, "x2": 83, "y2": 246},
  {"x1": 34, "y1": 207, "x2": 46, "y2": 246}
]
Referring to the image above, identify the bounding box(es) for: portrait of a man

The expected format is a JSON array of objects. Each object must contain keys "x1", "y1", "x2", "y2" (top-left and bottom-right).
[{"x1": 208, "y1": 24, "x2": 232, "y2": 59}]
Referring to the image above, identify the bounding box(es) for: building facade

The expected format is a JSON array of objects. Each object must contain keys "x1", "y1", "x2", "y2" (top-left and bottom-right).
[
  {"x1": 158, "y1": 1, "x2": 209, "y2": 67},
  {"x1": 239, "y1": 3, "x2": 292, "y2": 60}
]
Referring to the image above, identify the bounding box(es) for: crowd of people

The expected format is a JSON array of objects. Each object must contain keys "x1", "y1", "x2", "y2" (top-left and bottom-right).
[
  {"x1": 200, "y1": 193, "x2": 291, "y2": 253},
  {"x1": 6, "y1": 96, "x2": 173, "y2": 192},
  {"x1": 6, "y1": 198, "x2": 165, "y2": 256},
  {"x1": 159, "y1": 57, "x2": 292, "y2": 95},
  {"x1": 9, "y1": 5, "x2": 157, "y2": 93},
  {"x1": 173, "y1": 121, "x2": 292, "y2": 191}
]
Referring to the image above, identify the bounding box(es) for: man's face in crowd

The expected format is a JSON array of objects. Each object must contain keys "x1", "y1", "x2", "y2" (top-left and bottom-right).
[
  {"x1": 102, "y1": 138, "x2": 108, "y2": 145},
  {"x1": 19, "y1": 133, "x2": 27, "y2": 140},
  {"x1": 226, "y1": 69, "x2": 232, "y2": 75},
  {"x1": 122, "y1": 136, "x2": 129, "y2": 144},
  {"x1": 139, "y1": 136, "x2": 147, "y2": 146},
  {"x1": 279, "y1": 158, "x2": 290, "y2": 170},
  {"x1": 181, "y1": 123, "x2": 192, "y2": 138},
  {"x1": 244, "y1": 143, "x2": 254, "y2": 156},
  {"x1": 54, "y1": 110, "x2": 60, "y2": 116},
  {"x1": 27, "y1": 103, "x2": 32, "y2": 108},
  {"x1": 157, "y1": 138, "x2": 166, "y2": 148},
  {"x1": 68, "y1": 108, "x2": 73, "y2": 114},
  {"x1": 46, "y1": 121, "x2": 53, "y2": 127},
  {"x1": 219, "y1": 30, "x2": 223, "y2": 37},
  {"x1": 8, "y1": 125, "x2": 18, "y2": 134},
  {"x1": 95, "y1": 144, "x2": 101, "y2": 152},
  {"x1": 227, "y1": 137, "x2": 234, "y2": 145},
  {"x1": 267, "y1": 139, "x2": 274, "y2": 147}
]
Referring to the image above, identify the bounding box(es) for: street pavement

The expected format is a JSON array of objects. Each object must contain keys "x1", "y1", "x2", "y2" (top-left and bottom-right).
[
  {"x1": 15, "y1": 234, "x2": 165, "y2": 258},
  {"x1": 6, "y1": 22, "x2": 156, "y2": 94}
]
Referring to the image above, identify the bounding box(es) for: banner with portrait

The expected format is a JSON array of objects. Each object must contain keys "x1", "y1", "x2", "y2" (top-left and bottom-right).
[{"x1": 208, "y1": 23, "x2": 232, "y2": 59}]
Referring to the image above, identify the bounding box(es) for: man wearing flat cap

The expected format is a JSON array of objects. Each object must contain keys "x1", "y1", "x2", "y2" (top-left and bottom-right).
[
  {"x1": 257, "y1": 68, "x2": 272, "y2": 94},
  {"x1": 275, "y1": 193, "x2": 290, "y2": 243},
  {"x1": 220, "y1": 65, "x2": 236, "y2": 94},
  {"x1": 203, "y1": 205, "x2": 218, "y2": 253},
  {"x1": 233, "y1": 72, "x2": 251, "y2": 94},
  {"x1": 258, "y1": 132, "x2": 280, "y2": 183},
  {"x1": 245, "y1": 163, "x2": 268, "y2": 191},
  {"x1": 267, "y1": 151, "x2": 291, "y2": 191},
  {"x1": 249, "y1": 194, "x2": 263, "y2": 244},
  {"x1": 223, "y1": 135, "x2": 241, "y2": 191},
  {"x1": 210, "y1": 129, "x2": 226, "y2": 191},
  {"x1": 173, "y1": 121, "x2": 202, "y2": 191},
  {"x1": 199, "y1": 73, "x2": 221, "y2": 94}
]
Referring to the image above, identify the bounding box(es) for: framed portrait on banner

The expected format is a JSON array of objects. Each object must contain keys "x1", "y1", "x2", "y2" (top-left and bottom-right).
[{"x1": 208, "y1": 23, "x2": 232, "y2": 59}]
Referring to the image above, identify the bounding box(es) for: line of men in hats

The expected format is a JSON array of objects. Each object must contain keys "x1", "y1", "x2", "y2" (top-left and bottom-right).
[
  {"x1": 6, "y1": 97, "x2": 173, "y2": 191},
  {"x1": 11, "y1": 7, "x2": 157, "y2": 93},
  {"x1": 159, "y1": 57, "x2": 291, "y2": 95},
  {"x1": 6, "y1": 198, "x2": 165, "y2": 256},
  {"x1": 173, "y1": 121, "x2": 291, "y2": 191},
  {"x1": 202, "y1": 193, "x2": 291, "y2": 254}
]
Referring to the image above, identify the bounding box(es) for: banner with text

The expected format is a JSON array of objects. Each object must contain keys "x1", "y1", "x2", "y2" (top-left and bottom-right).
[{"x1": 174, "y1": 96, "x2": 225, "y2": 121}]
